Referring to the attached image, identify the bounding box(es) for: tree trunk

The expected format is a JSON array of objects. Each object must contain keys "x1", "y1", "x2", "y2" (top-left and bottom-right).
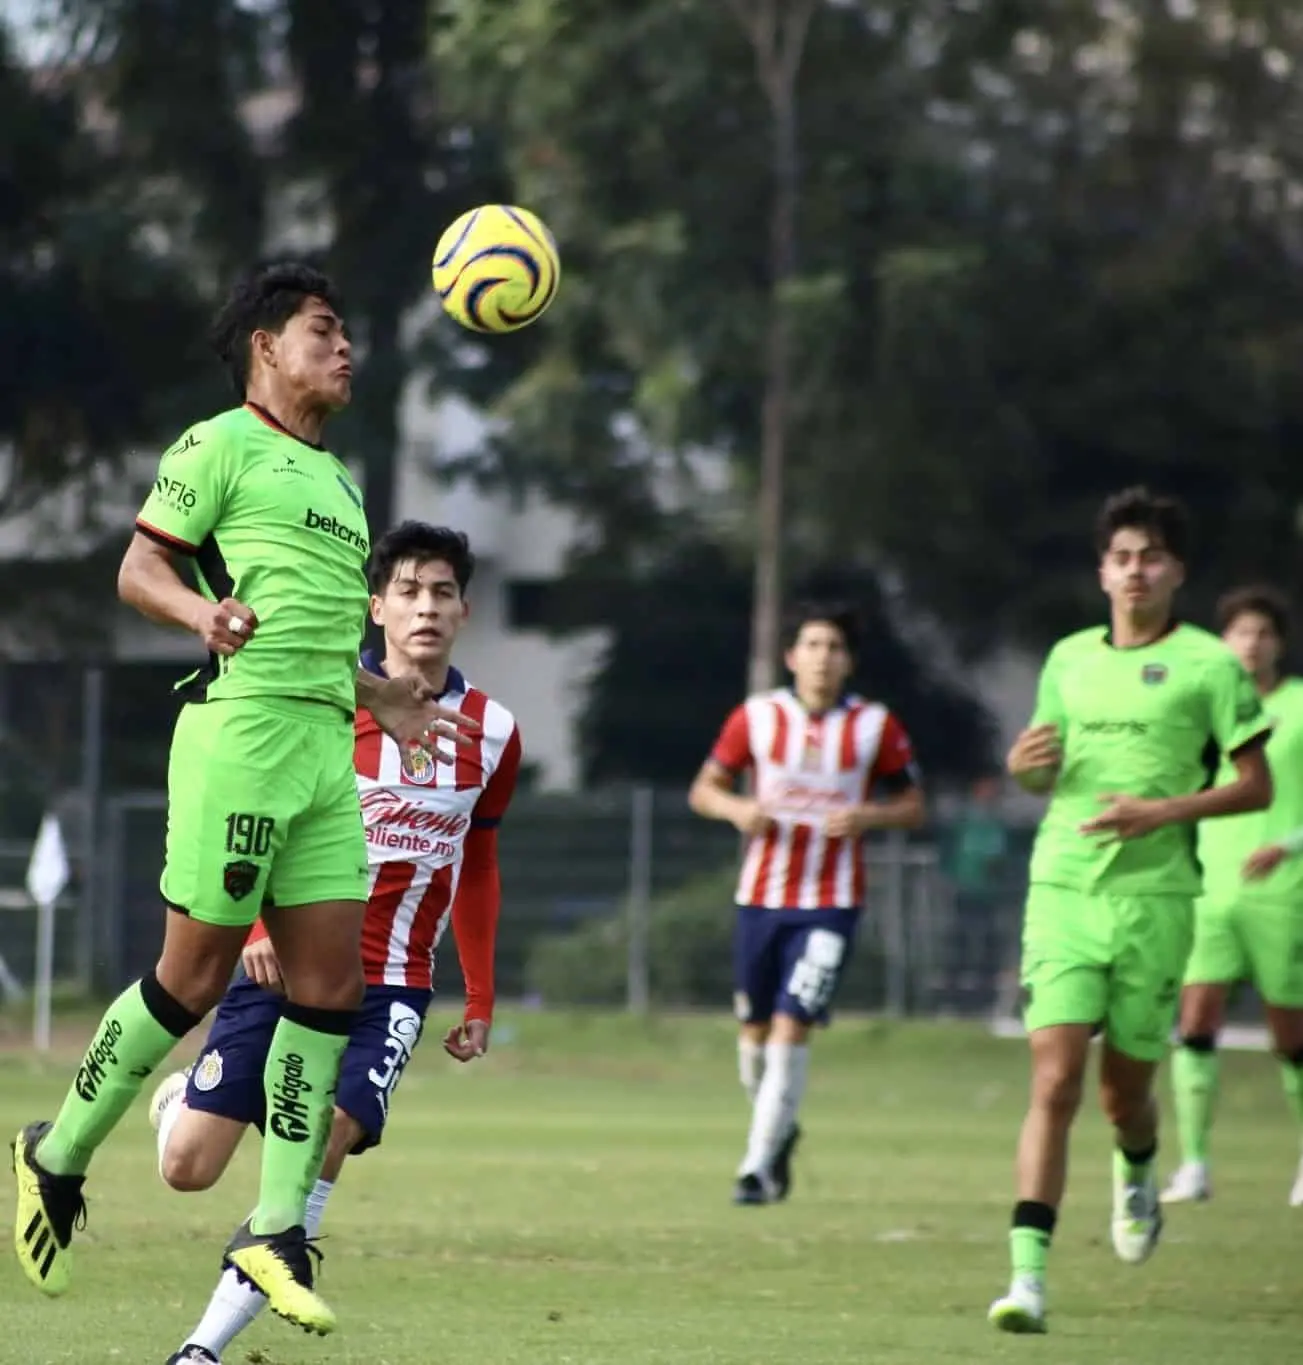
[{"x1": 731, "y1": 0, "x2": 816, "y2": 695}]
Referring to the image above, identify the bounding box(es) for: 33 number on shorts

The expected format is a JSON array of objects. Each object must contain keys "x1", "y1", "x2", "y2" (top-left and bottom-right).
[
  {"x1": 225, "y1": 811, "x2": 275, "y2": 858},
  {"x1": 786, "y1": 928, "x2": 846, "y2": 1015}
]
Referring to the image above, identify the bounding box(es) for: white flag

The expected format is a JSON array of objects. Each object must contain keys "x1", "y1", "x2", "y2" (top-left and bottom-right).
[{"x1": 26, "y1": 814, "x2": 70, "y2": 907}]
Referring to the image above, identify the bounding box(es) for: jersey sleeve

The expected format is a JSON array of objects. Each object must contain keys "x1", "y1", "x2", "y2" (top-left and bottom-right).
[
  {"x1": 472, "y1": 726, "x2": 521, "y2": 828},
  {"x1": 1030, "y1": 645, "x2": 1068, "y2": 729},
  {"x1": 1207, "y1": 653, "x2": 1270, "y2": 756},
  {"x1": 869, "y1": 712, "x2": 921, "y2": 794},
  {"x1": 135, "y1": 422, "x2": 232, "y2": 554},
  {"x1": 453, "y1": 825, "x2": 500, "y2": 1023},
  {"x1": 709, "y1": 705, "x2": 753, "y2": 773}
]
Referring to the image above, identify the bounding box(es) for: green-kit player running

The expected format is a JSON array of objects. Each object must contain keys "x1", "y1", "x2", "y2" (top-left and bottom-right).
[
  {"x1": 1164, "y1": 586, "x2": 1303, "y2": 1206},
  {"x1": 989, "y1": 488, "x2": 1273, "y2": 1334},
  {"x1": 10, "y1": 264, "x2": 476, "y2": 1336}
]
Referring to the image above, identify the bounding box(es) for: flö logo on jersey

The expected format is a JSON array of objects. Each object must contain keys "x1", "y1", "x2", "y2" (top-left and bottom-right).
[{"x1": 1141, "y1": 664, "x2": 1168, "y2": 686}]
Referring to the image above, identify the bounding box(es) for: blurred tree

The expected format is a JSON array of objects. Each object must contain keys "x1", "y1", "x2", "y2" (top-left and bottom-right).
[
  {"x1": 0, "y1": 14, "x2": 215, "y2": 649},
  {"x1": 568, "y1": 537, "x2": 995, "y2": 785},
  {"x1": 434, "y1": 0, "x2": 1303, "y2": 653}
]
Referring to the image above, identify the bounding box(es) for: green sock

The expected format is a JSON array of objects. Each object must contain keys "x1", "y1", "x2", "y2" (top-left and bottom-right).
[
  {"x1": 1278, "y1": 1057, "x2": 1303, "y2": 1129},
  {"x1": 1009, "y1": 1200, "x2": 1055, "y2": 1284},
  {"x1": 250, "y1": 1012, "x2": 350, "y2": 1236},
  {"x1": 39, "y1": 980, "x2": 186, "y2": 1176},
  {"x1": 1010, "y1": 1227, "x2": 1050, "y2": 1282},
  {"x1": 1171, "y1": 1044, "x2": 1219, "y2": 1164}
]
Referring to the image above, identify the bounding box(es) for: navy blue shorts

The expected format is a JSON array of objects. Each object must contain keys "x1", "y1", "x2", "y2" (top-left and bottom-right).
[
  {"x1": 185, "y1": 972, "x2": 432, "y2": 1155},
  {"x1": 732, "y1": 906, "x2": 860, "y2": 1026}
]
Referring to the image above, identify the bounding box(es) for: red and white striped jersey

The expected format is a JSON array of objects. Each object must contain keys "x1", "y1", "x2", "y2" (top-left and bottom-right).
[
  {"x1": 353, "y1": 664, "x2": 521, "y2": 991},
  {"x1": 709, "y1": 689, "x2": 919, "y2": 910}
]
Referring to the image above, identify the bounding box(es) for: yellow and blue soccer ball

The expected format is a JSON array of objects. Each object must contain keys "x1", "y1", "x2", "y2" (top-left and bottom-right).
[{"x1": 432, "y1": 205, "x2": 560, "y2": 333}]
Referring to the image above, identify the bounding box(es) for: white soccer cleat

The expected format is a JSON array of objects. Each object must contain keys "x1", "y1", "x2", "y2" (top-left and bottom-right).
[
  {"x1": 1161, "y1": 1160, "x2": 1211, "y2": 1204},
  {"x1": 148, "y1": 1070, "x2": 189, "y2": 1133},
  {"x1": 1111, "y1": 1155, "x2": 1163, "y2": 1264},
  {"x1": 988, "y1": 1276, "x2": 1047, "y2": 1334},
  {"x1": 1289, "y1": 1156, "x2": 1303, "y2": 1208}
]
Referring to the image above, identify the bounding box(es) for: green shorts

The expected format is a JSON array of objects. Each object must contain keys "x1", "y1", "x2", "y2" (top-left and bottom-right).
[
  {"x1": 161, "y1": 696, "x2": 368, "y2": 926},
  {"x1": 1020, "y1": 884, "x2": 1194, "y2": 1062},
  {"x1": 1182, "y1": 895, "x2": 1303, "y2": 1007}
]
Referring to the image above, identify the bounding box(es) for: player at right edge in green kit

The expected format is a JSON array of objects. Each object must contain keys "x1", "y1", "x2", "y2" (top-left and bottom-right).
[
  {"x1": 10, "y1": 264, "x2": 477, "y2": 1337},
  {"x1": 1164, "y1": 586, "x2": 1303, "y2": 1206},
  {"x1": 989, "y1": 488, "x2": 1273, "y2": 1334}
]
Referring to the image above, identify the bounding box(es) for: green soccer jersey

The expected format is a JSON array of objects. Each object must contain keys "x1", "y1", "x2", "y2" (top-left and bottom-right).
[
  {"x1": 1199, "y1": 676, "x2": 1303, "y2": 903},
  {"x1": 1027, "y1": 623, "x2": 1269, "y2": 897},
  {"x1": 135, "y1": 404, "x2": 370, "y2": 713}
]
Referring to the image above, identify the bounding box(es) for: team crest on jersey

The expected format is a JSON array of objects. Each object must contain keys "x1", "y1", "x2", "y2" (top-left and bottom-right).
[
  {"x1": 192, "y1": 1050, "x2": 223, "y2": 1092},
  {"x1": 1141, "y1": 664, "x2": 1168, "y2": 686},
  {"x1": 401, "y1": 743, "x2": 437, "y2": 785},
  {"x1": 223, "y1": 859, "x2": 259, "y2": 901}
]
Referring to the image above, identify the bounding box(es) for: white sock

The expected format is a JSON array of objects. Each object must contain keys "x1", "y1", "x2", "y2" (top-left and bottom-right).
[
  {"x1": 182, "y1": 1181, "x2": 335, "y2": 1358},
  {"x1": 156, "y1": 1095, "x2": 184, "y2": 1179},
  {"x1": 739, "y1": 1041, "x2": 810, "y2": 1178},
  {"x1": 305, "y1": 1177, "x2": 334, "y2": 1237},
  {"x1": 738, "y1": 1037, "x2": 764, "y2": 1104}
]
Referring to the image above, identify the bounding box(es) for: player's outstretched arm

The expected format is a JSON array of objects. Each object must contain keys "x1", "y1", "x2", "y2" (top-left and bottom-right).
[{"x1": 118, "y1": 532, "x2": 255, "y2": 655}]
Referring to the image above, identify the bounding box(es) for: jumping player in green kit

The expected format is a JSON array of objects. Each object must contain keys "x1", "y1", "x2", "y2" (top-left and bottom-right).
[
  {"x1": 10, "y1": 264, "x2": 477, "y2": 1338},
  {"x1": 1164, "y1": 585, "x2": 1303, "y2": 1207},
  {"x1": 989, "y1": 488, "x2": 1273, "y2": 1334}
]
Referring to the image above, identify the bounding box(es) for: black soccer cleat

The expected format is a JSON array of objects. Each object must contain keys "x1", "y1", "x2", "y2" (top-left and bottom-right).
[
  {"x1": 11, "y1": 1119, "x2": 88, "y2": 1296},
  {"x1": 771, "y1": 1123, "x2": 802, "y2": 1202},
  {"x1": 165, "y1": 1348, "x2": 219, "y2": 1364},
  {"x1": 223, "y1": 1219, "x2": 334, "y2": 1335},
  {"x1": 733, "y1": 1173, "x2": 769, "y2": 1206}
]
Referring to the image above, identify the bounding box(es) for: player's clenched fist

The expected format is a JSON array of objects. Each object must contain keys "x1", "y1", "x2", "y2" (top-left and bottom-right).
[
  {"x1": 195, "y1": 597, "x2": 258, "y2": 655},
  {"x1": 731, "y1": 799, "x2": 776, "y2": 838},
  {"x1": 1007, "y1": 723, "x2": 1061, "y2": 792}
]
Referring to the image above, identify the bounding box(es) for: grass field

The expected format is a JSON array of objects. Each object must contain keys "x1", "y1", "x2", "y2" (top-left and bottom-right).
[{"x1": 1, "y1": 1011, "x2": 1301, "y2": 1365}]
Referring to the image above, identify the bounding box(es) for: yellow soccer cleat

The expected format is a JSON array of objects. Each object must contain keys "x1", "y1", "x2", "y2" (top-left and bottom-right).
[
  {"x1": 11, "y1": 1121, "x2": 87, "y2": 1297},
  {"x1": 223, "y1": 1220, "x2": 336, "y2": 1335}
]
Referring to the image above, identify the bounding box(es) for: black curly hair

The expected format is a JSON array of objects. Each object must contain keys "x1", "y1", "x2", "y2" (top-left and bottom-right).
[{"x1": 209, "y1": 262, "x2": 344, "y2": 398}]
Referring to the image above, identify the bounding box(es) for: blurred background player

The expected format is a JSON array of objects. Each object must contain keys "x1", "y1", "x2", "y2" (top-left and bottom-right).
[
  {"x1": 151, "y1": 521, "x2": 520, "y2": 1365},
  {"x1": 688, "y1": 601, "x2": 925, "y2": 1205},
  {"x1": 9, "y1": 266, "x2": 474, "y2": 1334},
  {"x1": 993, "y1": 488, "x2": 1272, "y2": 1334},
  {"x1": 1164, "y1": 586, "x2": 1303, "y2": 1207}
]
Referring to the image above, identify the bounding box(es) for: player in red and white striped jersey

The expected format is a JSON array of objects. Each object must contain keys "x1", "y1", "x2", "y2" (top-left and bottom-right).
[
  {"x1": 689, "y1": 601, "x2": 925, "y2": 1206},
  {"x1": 150, "y1": 523, "x2": 520, "y2": 1365}
]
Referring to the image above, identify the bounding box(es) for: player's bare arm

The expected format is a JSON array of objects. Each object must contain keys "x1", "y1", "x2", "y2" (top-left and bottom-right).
[
  {"x1": 1082, "y1": 740, "x2": 1272, "y2": 842},
  {"x1": 1007, "y1": 723, "x2": 1061, "y2": 794},
  {"x1": 688, "y1": 759, "x2": 775, "y2": 837},
  {"x1": 355, "y1": 665, "x2": 480, "y2": 760},
  {"x1": 119, "y1": 531, "x2": 256, "y2": 655},
  {"x1": 824, "y1": 783, "x2": 925, "y2": 839}
]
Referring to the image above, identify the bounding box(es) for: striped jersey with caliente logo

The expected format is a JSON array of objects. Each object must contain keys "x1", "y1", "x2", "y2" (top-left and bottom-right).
[{"x1": 710, "y1": 689, "x2": 920, "y2": 910}]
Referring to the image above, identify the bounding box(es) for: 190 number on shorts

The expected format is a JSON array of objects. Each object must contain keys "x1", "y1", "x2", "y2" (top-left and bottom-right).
[{"x1": 225, "y1": 812, "x2": 275, "y2": 858}]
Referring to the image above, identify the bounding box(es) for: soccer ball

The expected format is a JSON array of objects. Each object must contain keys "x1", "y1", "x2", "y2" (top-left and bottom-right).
[{"x1": 432, "y1": 205, "x2": 560, "y2": 334}]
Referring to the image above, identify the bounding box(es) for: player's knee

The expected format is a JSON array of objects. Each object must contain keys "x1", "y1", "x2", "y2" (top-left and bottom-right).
[
  {"x1": 1030, "y1": 1056, "x2": 1085, "y2": 1118},
  {"x1": 159, "y1": 1138, "x2": 221, "y2": 1193},
  {"x1": 286, "y1": 967, "x2": 364, "y2": 1012}
]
